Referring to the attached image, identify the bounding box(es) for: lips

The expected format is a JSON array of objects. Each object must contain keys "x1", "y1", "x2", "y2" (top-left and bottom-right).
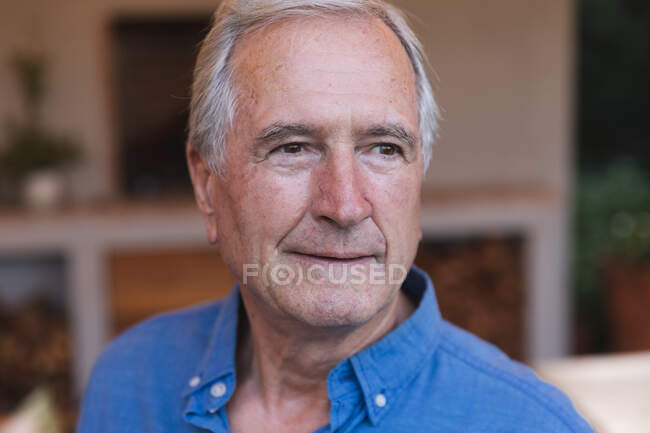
[
  {"x1": 289, "y1": 251, "x2": 376, "y2": 265},
  {"x1": 293, "y1": 250, "x2": 373, "y2": 259}
]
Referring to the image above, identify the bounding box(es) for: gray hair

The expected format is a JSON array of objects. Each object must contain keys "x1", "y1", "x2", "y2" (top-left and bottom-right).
[{"x1": 188, "y1": 0, "x2": 438, "y2": 174}]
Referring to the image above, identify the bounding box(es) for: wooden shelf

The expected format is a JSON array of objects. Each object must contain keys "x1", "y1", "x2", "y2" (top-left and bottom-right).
[{"x1": 0, "y1": 185, "x2": 571, "y2": 393}]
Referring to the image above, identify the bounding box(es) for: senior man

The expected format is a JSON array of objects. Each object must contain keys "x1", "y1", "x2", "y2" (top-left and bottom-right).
[{"x1": 78, "y1": 1, "x2": 593, "y2": 432}]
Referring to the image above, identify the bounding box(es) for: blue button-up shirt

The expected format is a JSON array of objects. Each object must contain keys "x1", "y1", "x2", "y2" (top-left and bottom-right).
[{"x1": 77, "y1": 266, "x2": 593, "y2": 432}]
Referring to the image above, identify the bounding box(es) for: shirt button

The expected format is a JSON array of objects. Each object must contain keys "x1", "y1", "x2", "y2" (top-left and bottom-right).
[
  {"x1": 210, "y1": 382, "x2": 227, "y2": 398},
  {"x1": 374, "y1": 393, "x2": 387, "y2": 408},
  {"x1": 188, "y1": 376, "x2": 201, "y2": 388}
]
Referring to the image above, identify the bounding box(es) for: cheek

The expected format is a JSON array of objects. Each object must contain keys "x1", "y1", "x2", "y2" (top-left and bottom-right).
[
  {"x1": 369, "y1": 172, "x2": 421, "y2": 256},
  {"x1": 239, "y1": 168, "x2": 312, "y2": 251}
]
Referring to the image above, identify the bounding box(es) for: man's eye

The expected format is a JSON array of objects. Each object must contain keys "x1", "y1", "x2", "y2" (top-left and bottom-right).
[
  {"x1": 373, "y1": 144, "x2": 401, "y2": 156},
  {"x1": 266, "y1": 142, "x2": 319, "y2": 168},
  {"x1": 277, "y1": 143, "x2": 304, "y2": 154}
]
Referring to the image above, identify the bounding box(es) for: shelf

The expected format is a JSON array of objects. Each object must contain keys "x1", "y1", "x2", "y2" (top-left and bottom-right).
[{"x1": 0, "y1": 185, "x2": 569, "y2": 393}]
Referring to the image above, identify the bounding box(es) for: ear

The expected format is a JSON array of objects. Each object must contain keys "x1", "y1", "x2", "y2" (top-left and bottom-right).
[{"x1": 186, "y1": 142, "x2": 219, "y2": 244}]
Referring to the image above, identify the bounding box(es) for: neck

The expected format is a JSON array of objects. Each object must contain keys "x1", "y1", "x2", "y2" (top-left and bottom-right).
[{"x1": 235, "y1": 287, "x2": 414, "y2": 408}]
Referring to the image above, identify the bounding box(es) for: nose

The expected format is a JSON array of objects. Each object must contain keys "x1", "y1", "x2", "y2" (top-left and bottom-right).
[{"x1": 311, "y1": 149, "x2": 372, "y2": 228}]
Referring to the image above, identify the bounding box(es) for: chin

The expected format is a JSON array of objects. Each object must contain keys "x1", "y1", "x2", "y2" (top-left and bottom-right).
[{"x1": 272, "y1": 282, "x2": 395, "y2": 329}]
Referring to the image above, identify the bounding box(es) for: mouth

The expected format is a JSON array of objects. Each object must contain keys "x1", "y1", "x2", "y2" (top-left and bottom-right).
[{"x1": 288, "y1": 251, "x2": 376, "y2": 265}]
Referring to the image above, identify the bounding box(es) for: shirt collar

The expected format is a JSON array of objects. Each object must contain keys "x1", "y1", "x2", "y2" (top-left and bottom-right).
[
  {"x1": 183, "y1": 265, "x2": 442, "y2": 426},
  {"x1": 182, "y1": 286, "x2": 240, "y2": 419},
  {"x1": 347, "y1": 265, "x2": 442, "y2": 425}
]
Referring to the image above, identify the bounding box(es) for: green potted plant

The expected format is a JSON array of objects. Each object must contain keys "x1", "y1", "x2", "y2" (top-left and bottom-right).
[
  {"x1": 0, "y1": 52, "x2": 81, "y2": 209},
  {"x1": 574, "y1": 160, "x2": 650, "y2": 352}
]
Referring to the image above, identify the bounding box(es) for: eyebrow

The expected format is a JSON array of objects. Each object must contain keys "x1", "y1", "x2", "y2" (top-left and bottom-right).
[
  {"x1": 363, "y1": 124, "x2": 417, "y2": 150},
  {"x1": 254, "y1": 123, "x2": 321, "y2": 144}
]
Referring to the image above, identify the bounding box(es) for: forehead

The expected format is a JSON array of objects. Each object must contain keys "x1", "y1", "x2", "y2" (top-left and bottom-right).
[{"x1": 228, "y1": 14, "x2": 418, "y2": 134}]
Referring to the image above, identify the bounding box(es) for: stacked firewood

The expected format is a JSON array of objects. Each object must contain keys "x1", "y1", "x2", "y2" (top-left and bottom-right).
[
  {"x1": 415, "y1": 236, "x2": 525, "y2": 360},
  {"x1": 0, "y1": 300, "x2": 73, "y2": 418}
]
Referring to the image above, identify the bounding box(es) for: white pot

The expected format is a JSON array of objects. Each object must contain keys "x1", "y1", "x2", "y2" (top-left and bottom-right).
[{"x1": 22, "y1": 169, "x2": 66, "y2": 211}]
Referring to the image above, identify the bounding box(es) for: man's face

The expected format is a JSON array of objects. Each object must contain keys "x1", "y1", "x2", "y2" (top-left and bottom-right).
[{"x1": 189, "y1": 15, "x2": 422, "y2": 327}]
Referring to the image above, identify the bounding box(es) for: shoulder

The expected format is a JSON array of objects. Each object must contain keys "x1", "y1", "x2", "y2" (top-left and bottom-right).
[
  {"x1": 433, "y1": 320, "x2": 594, "y2": 433},
  {"x1": 94, "y1": 299, "x2": 223, "y2": 373},
  {"x1": 77, "y1": 299, "x2": 226, "y2": 432}
]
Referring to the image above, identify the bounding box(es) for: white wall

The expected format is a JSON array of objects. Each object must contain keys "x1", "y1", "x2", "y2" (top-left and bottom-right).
[
  {"x1": 0, "y1": 0, "x2": 574, "y2": 201},
  {"x1": 406, "y1": 0, "x2": 574, "y2": 194}
]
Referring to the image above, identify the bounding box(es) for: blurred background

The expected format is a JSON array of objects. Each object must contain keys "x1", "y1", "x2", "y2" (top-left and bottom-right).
[{"x1": 0, "y1": 0, "x2": 648, "y2": 432}]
